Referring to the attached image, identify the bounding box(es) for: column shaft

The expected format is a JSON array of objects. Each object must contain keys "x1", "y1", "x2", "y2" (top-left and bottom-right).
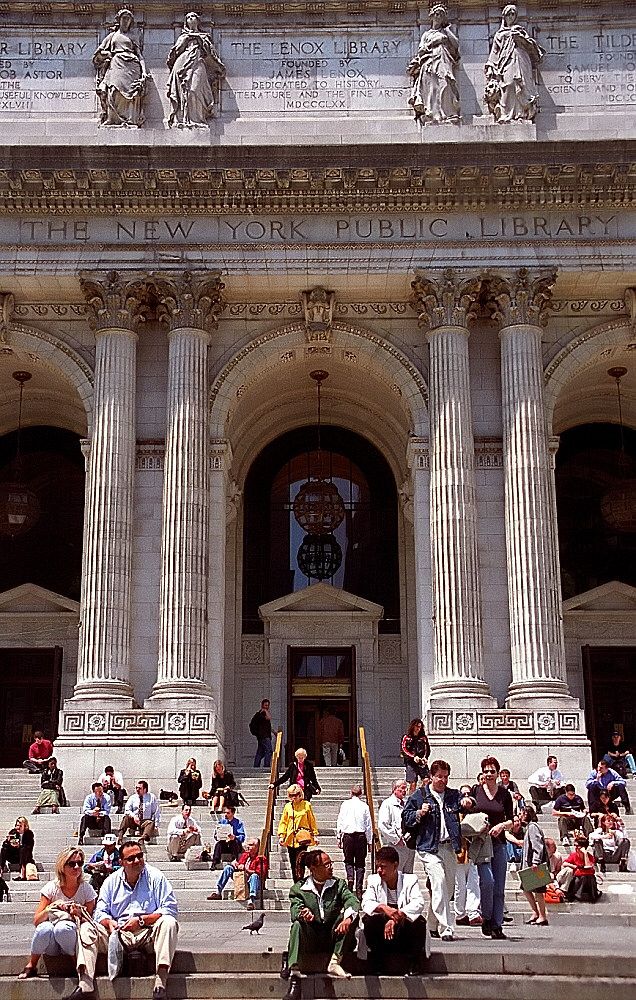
[
  {"x1": 428, "y1": 325, "x2": 492, "y2": 702},
  {"x1": 500, "y1": 323, "x2": 571, "y2": 703},
  {"x1": 153, "y1": 326, "x2": 211, "y2": 696},
  {"x1": 76, "y1": 327, "x2": 136, "y2": 700}
]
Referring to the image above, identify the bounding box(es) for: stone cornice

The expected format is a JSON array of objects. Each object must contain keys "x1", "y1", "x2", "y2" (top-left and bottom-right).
[{"x1": 0, "y1": 155, "x2": 633, "y2": 215}]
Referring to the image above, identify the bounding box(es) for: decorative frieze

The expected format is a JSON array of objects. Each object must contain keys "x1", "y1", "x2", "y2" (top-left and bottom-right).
[
  {"x1": 428, "y1": 709, "x2": 583, "y2": 736},
  {"x1": 136, "y1": 442, "x2": 165, "y2": 471},
  {"x1": 62, "y1": 709, "x2": 214, "y2": 736}
]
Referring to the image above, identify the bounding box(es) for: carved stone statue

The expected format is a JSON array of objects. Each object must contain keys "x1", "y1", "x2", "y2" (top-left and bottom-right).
[
  {"x1": 93, "y1": 8, "x2": 150, "y2": 127},
  {"x1": 484, "y1": 5, "x2": 544, "y2": 123},
  {"x1": 166, "y1": 12, "x2": 226, "y2": 128},
  {"x1": 407, "y1": 4, "x2": 460, "y2": 125}
]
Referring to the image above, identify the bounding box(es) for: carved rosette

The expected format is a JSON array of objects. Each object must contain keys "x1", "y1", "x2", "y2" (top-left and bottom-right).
[
  {"x1": 154, "y1": 271, "x2": 226, "y2": 333},
  {"x1": 0, "y1": 292, "x2": 15, "y2": 344},
  {"x1": 486, "y1": 267, "x2": 557, "y2": 328},
  {"x1": 79, "y1": 270, "x2": 153, "y2": 333},
  {"x1": 410, "y1": 268, "x2": 480, "y2": 330}
]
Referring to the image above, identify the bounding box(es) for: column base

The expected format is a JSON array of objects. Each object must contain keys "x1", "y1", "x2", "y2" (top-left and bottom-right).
[
  {"x1": 429, "y1": 679, "x2": 497, "y2": 709},
  {"x1": 145, "y1": 683, "x2": 217, "y2": 714},
  {"x1": 67, "y1": 684, "x2": 135, "y2": 707},
  {"x1": 505, "y1": 680, "x2": 580, "y2": 710}
]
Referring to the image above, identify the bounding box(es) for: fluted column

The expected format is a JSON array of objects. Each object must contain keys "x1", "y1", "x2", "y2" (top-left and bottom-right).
[
  {"x1": 149, "y1": 272, "x2": 225, "y2": 702},
  {"x1": 492, "y1": 268, "x2": 575, "y2": 707},
  {"x1": 74, "y1": 272, "x2": 145, "y2": 701},
  {"x1": 410, "y1": 271, "x2": 494, "y2": 705}
]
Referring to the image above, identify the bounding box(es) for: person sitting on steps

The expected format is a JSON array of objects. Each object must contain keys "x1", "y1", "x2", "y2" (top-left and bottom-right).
[
  {"x1": 211, "y1": 805, "x2": 245, "y2": 867},
  {"x1": 78, "y1": 782, "x2": 112, "y2": 845},
  {"x1": 358, "y1": 845, "x2": 428, "y2": 976},
  {"x1": 207, "y1": 838, "x2": 268, "y2": 910},
  {"x1": 32, "y1": 757, "x2": 66, "y2": 814},
  {"x1": 117, "y1": 781, "x2": 161, "y2": 843}
]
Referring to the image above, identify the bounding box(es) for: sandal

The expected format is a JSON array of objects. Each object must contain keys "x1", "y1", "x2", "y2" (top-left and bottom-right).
[
  {"x1": 536, "y1": 919, "x2": 549, "y2": 926},
  {"x1": 524, "y1": 917, "x2": 539, "y2": 924},
  {"x1": 18, "y1": 966, "x2": 38, "y2": 979}
]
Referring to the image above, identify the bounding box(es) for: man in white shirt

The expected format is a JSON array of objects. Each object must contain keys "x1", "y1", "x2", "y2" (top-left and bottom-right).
[
  {"x1": 358, "y1": 846, "x2": 429, "y2": 976},
  {"x1": 98, "y1": 766, "x2": 126, "y2": 814},
  {"x1": 377, "y1": 778, "x2": 415, "y2": 874},
  {"x1": 527, "y1": 756, "x2": 565, "y2": 813},
  {"x1": 336, "y1": 784, "x2": 373, "y2": 899},
  {"x1": 166, "y1": 804, "x2": 202, "y2": 860},
  {"x1": 117, "y1": 780, "x2": 161, "y2": 843}
]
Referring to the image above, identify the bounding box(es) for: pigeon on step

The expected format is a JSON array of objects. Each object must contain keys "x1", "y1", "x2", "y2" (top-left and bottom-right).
[{"x1": 242, "y1": 911, "x2": 265, "y2": 934}]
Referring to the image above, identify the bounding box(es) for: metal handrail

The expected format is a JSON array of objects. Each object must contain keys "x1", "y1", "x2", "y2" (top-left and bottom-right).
[
  {"x1": 359, "y1": 725, "x2": 382, "y2": 872},
  {"x1": 257, "y1": 728, "x2": 283, "y2": 909}
]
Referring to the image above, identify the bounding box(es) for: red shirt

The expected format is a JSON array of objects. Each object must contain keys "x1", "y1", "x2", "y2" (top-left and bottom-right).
[
  {"x1": 565, "y1": 848, "x2": 595, "y2": 877},
  {"x1": 238, "y1": 851, "x2": 269, "y2": 880},
  {"x1": 28, "y1": 739, "x2": 53, "y2": 760}
]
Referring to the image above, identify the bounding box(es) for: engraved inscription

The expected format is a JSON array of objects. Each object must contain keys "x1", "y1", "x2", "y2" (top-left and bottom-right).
[
  {"x1": 0, "y1": 29, "x2": 95, "y2": 114},
  {"x1": 542, "y1": 29, "x2": 636, "y2": 107}
]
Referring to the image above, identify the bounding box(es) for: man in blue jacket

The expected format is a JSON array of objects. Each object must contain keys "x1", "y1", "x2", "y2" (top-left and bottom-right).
[
  {"x1": 402, "y1": 760, "x2": 473, "y2": 941},
  {"x1": 586, "y1": 759, "x2": 632, "y2": 815}
]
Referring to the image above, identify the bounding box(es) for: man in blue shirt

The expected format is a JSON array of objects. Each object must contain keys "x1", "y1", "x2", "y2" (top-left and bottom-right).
[
  {"x1": 78, "y1": 781, "x2": 112, "y2": 844},
  {"x1": 586, "y1": 760, "x2": 632, "y2": 815},
  {"x1": 211, "y1": 804, "x2": 246, "y2": 866},
  {"x1": 95, "y1": 839, "x2": 179, "y2": 1000}
]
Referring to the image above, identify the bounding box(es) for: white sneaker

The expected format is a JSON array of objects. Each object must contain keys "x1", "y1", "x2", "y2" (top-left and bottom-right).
[
  {"x1": 327, "y1": 959, "x2": 351, "y2": 979},
  {"x1": 440, "y1": 931, "x2": 455, "y2": 942}
]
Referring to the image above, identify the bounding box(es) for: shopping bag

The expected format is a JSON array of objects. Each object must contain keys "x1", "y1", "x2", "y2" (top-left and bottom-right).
[{"x1": 518, "y1": 862, "x2": 551, "y2": 892}]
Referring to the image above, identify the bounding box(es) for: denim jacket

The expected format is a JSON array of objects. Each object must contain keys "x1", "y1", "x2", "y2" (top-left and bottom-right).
[{"x1": 402, "y1": 785, "x2": 465, "y2": 854}]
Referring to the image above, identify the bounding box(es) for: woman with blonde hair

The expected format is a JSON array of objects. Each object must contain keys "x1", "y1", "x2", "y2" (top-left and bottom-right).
[
  {"x1": 205, "y1": 759, "x2": 237, "y2": 812},
  {"x1": 277, "y1": 784, "x2": 319, "y2": 879},
  {"x1": 17, "y1": 846, "x2": 97, "y2": 989},
  {"x1": 272, "y1": 747, "x2": 321, "y2": 802}
]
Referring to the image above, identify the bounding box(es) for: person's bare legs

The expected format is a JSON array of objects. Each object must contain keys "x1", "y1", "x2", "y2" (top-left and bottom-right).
[{"x1": 522, "y1": 889, "x2": 539, "y2": 922}]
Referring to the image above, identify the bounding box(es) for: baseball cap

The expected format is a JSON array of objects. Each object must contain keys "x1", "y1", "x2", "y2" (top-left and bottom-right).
[{"x1": 102, "y1": 834, "x2": 117, "y2": 845}]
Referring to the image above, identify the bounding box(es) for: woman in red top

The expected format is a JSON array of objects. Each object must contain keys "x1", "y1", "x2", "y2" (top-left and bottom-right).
[{"x1": 563, "y1": 835, "x2": 601, "y2": 902}]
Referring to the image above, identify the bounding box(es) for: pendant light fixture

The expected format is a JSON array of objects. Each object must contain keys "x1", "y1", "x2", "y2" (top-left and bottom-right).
[
  {"x1": 600, "y1": 366, "x2": 636, "y2": 534},
  {"x1": 0, "y1": 370, "x2": 40, "y2": 538},
  {"x1": 292, "y1": 370, "x2": 345, "y2": 536}
]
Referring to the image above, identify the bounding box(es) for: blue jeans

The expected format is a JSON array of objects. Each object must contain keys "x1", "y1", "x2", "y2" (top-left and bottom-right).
[
  {"x1": 31, "y1": 920, "x2": 77, "y2": 956},
  {"x1": 477, "y1": 837, "x2": 507, "y2": 930},
  {"x1": 505, "y1": 842, "x2": 522, "y2": 864},
  {"x1": 254, "y1": 737, "x2": 272, "y2": 768},
  {"x1": 216, "y1": 864, "x2": 261, "y2": 899}
]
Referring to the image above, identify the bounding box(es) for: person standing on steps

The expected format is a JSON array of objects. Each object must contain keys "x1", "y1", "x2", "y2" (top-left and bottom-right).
[
  {"x1": 402, "y1": 759, "x2": 473, "y2": 942},
  {"x1": 400, "y1": 719, "x2": 430, "y2": 793},
  {"x1": 378, "y1": 779, "x2": 416, "y2": 874},
  {"x1": 272, "y1": 748, "x2": 321, "y2": 802},
  {"x1": 471, "y1": 756, "x2": 514, "y2": 940},
  {"x1": 336, "y1": 784, "x2": 373, "y2": 899},
  {"x1": 277, "y1": 786, "x2": 319, "y2": 880},
  {"x1": 250, "y1": 698, "x2": 273, "y2": 768},
  {"x1": 519, "y1": 805, "x2": 549, "y2": 927}
]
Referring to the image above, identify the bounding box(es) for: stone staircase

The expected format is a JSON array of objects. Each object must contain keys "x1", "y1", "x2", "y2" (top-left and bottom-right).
[{"x1": 1, "y1": 765, "x2": 635, "y2": 998}]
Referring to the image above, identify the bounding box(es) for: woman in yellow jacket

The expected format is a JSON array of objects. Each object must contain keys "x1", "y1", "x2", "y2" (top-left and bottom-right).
[{"x1": 278, "y1": 784, "x2": 319, "y2": 879}]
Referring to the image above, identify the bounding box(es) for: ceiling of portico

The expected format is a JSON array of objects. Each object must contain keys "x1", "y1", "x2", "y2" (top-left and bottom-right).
[
  {"x1": 552, "y1": 345, "x2": 636, "y2": 435},
  {"x1": 0, "y1": 348, "x2": 87, "y2": 438},
  {"x1": 226, "y1": 348, "x2": 418, "y2": 485}
]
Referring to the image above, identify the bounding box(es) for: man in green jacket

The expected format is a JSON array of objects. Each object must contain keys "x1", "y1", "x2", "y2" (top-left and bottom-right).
[{"x1": 283, "y1": 850, "x2": 360, "y2": 1000}]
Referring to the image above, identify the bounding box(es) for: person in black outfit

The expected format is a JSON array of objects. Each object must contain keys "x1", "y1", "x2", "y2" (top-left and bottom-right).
[
  {"x1": 552, "y1": 784, "x2": 593, "y2": 842},
  {"x1": 470, "y1": 756, "x2": 514, "y2": 940},
  {"x1": 178, "y1": 758, "x2": 203, "y2": 805},
  {"x1": 250, "y1": 698, "x2": 273, "y2": 768},
  {"x1": 400, "y1": 719, "x2": 431, "y2": 793},
  {"x1": 272, "y1": 748, "x2": 321, "y2": 802},
  {"x1": 603, "y1": 732, "x2": 635, "y2": 779},
  {"x1": 0, "y1": 816, "x2": 34, "y2": 879},
  {"x1": 207, "y1": 760, "x2": 237, "y2": 812}
]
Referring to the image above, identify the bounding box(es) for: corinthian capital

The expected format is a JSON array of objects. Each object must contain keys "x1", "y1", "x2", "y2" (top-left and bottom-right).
[
  {"x1": 154, "y1": 271, "x2": 226, "y2": 333},
  {"x1": 487, "y1": 268, "x2": 557, "y2": 328},
  {"x1": 0, "y1": 292, "x2": 15, "y2": 343},
  {"x1": 79, "y1": 271, "x2": 153, "y2": 333},
  {"x1": 409, "y1": 269, "x2": 480, "y2": 331}
]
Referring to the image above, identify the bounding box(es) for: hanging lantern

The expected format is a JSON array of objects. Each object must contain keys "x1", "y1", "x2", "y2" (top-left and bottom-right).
[
  {"x1": 292, "y1": 369, "x2": 345, "y2": 536},
  {"x1": 0, "y1": 371, "x2": 40, "y2": 538},
  {"x1": 297, "y1": 533, "x2": 343, "y2": 581},
  {"x1": 600, "y1": 367, "x2": 636, "y2": 534}
]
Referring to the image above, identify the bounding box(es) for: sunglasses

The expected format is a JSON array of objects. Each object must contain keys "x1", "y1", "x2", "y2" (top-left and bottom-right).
[
  {"x1": 65, "y1": 860, "x2": 83, "y2": 868},
  {"x1": 123, "y1": 853, "x2": 144, "y2": 863}
]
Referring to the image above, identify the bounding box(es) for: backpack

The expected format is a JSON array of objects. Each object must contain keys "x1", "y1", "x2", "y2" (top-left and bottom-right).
[
  {"x1": 401, "y1": 791, "x2": 423, "y2": 851},
  {"x1": 249, "y1": 713, "x2": 260, "y2": 737}
]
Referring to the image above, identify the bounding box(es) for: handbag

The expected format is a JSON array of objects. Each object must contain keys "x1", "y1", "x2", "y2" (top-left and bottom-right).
[
  {"x1": 233, "y1": 869, "x2": 249, "y2": 900},
  {"x1": 518, "y1": 862, "x2": 551, "y2": 892}
]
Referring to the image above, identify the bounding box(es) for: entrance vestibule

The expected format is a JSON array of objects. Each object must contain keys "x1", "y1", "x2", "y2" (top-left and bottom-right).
[
  {"x1": 582, "y1": 645, "x2": 636, "y2": 764},
  {"x1": 0, "y1": 646, "x2": 62, "y2": 766},
  {"x1": 288, "y1": 646, "x2": 356, "y2": 765}
]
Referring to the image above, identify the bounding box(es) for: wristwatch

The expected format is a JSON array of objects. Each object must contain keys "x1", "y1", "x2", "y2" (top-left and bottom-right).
[{"x1": 138, "y1": 915, "x2": 145, "y2": 927}]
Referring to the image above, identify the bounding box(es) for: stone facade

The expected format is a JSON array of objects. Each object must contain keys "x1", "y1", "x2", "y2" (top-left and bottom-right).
[{"x1": 0, "y1": 2, "x2": 634, "y2": 792}]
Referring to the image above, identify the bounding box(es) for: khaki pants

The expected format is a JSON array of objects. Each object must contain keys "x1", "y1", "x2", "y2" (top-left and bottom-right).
[
  {"x1": 118, "y1": 816, "x2": 157, "y2": 842},
  {"x1": 97, "y1": 915, "x2": 179, "y2": 971},
  {"x1": 167, "y1": 830, "x2": 201, "y2": 860}
]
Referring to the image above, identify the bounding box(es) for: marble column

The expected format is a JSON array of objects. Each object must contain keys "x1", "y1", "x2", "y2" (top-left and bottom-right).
[
  {"x1": 410, "y1": 271, "x2": 494, "y2": 705},
  {"x1": 491, "y1": 268, "x2": 576, "y2": 707},
  {"x1": 149, "y1": 272, "x2": 225, "y2": 704},
  {"x1": 74, "y1": 272, "x2": 145, "y2": 702}
]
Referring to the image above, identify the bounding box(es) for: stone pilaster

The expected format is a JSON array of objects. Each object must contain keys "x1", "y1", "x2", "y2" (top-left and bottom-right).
[
  {"x1": 410, "y1": 271, "x2": 494, "y2": 705},
  {"x1": 73, "y1": 271, "x2": 147, "y2": 702},
  {"x1": 491, "y1": 268, "x2": 576, "y2": 707},
  {"x1": 149, "y1": 272, "x2": 226, "y2": 704}
]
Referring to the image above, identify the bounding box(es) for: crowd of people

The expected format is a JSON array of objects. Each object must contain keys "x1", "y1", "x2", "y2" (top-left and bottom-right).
[{"x1": 13, "y1": 714, "x2": 635, "y2": 1000}]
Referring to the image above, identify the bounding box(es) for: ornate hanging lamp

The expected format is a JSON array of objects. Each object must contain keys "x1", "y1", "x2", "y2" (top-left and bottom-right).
[
  {"x1": 600, "y1": 366, "x2": 636, "y2": 534},
  {"x1": 297, "y1": 533, "x2": 343, "y2": 581},
  {"x1": 292, "y1": 370, "x2": 345, "y2": 536},
  {"x1": 0, "y1": 371, "x2": 40, "y2": 538}
]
